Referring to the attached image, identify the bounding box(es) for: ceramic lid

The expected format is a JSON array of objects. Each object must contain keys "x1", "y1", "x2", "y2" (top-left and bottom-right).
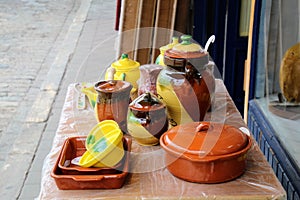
[
  {"x1": 161, "y1": 121, "x2": 248, "y2": 157},
  {"x1": 111, "y1": 54, "x2": 140, "y2": 70},
  {"x1": 159, "y1": 37, "x2": 179, "y2": 53},
  {"x1": 129, "y1": 92, "x2": 165, "y2": 111},
  {"x1": 164, "y1": 35, "x2": 207, "y2": 59}
]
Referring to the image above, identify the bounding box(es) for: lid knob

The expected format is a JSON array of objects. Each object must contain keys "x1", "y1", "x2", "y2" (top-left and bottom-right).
[
  {"x1": 181, "y1": 35, "x2": 192, "y2": 45},
  {"x1": 121, "y1": 53, "x2": 128, "y2": 59},
  {"x1": 196, "y1": 123, "x2": 210, "y2": 132}
]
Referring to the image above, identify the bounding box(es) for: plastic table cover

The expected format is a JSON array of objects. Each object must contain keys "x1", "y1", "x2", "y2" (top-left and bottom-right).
[{"x1": 37, "y1": 80, "x2": 286, "y2": 199}]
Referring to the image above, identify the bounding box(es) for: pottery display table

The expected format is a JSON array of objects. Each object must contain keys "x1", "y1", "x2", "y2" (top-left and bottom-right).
[{"x1": 38, "y1": 80, "x2": 286, "y2": 199}]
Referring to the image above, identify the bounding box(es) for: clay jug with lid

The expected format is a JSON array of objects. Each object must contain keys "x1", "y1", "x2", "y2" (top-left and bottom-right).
[
  {"x1": 156, "y1": 35, "x2": 215, "y2": 127},
  {"x1": 105, "y1": 53, "x2": 140, "y2": 99}
]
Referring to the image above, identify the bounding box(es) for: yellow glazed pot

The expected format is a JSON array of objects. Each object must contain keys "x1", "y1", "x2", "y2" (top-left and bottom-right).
[
  {"x1": 155, "y1": 37, "x2": 179, "y2": 66},
  {"x1": 105, "y1": 54, "x2": 140, "y2": 99},
  {"x1": 79, "y1": 120, "x2": 124, "y2": 168}
]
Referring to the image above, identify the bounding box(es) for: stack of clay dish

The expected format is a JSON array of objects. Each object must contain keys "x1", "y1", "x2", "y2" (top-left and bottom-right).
[
  {"x1": 51, "y1": 136, "x2": 132, "y2": 190},
  {"x1": 58, "y1": 136, "x2": 123, "y2": 175}
]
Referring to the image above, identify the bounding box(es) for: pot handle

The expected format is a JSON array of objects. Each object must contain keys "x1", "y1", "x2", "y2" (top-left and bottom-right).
[
  {"x1": 204, "y1": 35, "x2": 215, "y2": 52},
  {"x1": 196, "y1": 122, "x2": 211, "y2": 132},
  {"x1": 72, "y1": 175, "x2": 104, "y2": 182},
  {"x1": 106, "y1": 67, "x2": 116, "y2": 80}
]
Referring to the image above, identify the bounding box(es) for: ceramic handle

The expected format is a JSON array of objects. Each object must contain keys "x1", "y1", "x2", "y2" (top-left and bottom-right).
[
  {"x1": 72, "y1": 176, "x2": 104, "y2": 182},
  {"x1": 204, "y1": 35, "x2": 215, "y2": 52},
  {"x1": 106, "y1": 67, "x2": 116, "y2": 80},
  {"x1": 196, "y1": 122, "x2": 210, "y2": 132}
]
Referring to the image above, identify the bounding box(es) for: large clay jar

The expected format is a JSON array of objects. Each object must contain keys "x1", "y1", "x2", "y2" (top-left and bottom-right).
[
  {"x1": 94, "y1": 80, "x2": 132, "y2": 134},
  {"x1": 157, "y1": 35, "x2": 215, "y2": 127},
  {"x1": 127, "y1": 92, "x2": 168, "y2": 146}
]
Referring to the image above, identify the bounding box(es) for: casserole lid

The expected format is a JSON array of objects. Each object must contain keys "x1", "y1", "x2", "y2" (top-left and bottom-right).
[
  {"x1": 161, "y1": 121, "x2": 248, "y2": 157},
  {"x1": 164, "y1": 35, "x2": 208, "y2": 59},
  {"x1": 111, "y1": 53, "x2": 140, "y2": 71}
]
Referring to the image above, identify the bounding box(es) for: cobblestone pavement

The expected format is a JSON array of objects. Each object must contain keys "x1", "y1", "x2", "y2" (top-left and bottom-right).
[
  {"x1": 0, "y1": 0, "x2": 80, "y2": 137},
  {"x1": 0, "y1": 0, "x2": 83, "y2": 199},
  {"x1": 0, "y1": 0, "x2": 118, "y2": 199}
]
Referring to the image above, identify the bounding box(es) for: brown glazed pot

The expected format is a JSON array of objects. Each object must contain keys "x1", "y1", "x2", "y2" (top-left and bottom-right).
[
  {"x1": 94, "y1": 80, "x2": 132, "y2": 134},
  {"x1": 128, "y1": 92, "x2": 168, "y2": 146},
  {"x1": 157, "y1": 35, "x2": 215, "y2": 125},
  {"x1": 160, "y1": 121, "x2": 252, "y2": 183}
]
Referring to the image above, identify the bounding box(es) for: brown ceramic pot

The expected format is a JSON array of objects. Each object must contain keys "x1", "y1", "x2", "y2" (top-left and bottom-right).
[
  {"x1": 94, "y1": 80, "x2": 132, "y2": 133},
  {"x1": 160, "y1": 121, "x2": 252, "y2": 183},
  {"x1": 157, "y1": 35, "x2": 215, "y2": 126},
  {"x1": 51, "y1": 136, "x2": 132, "y2": 190},
  {"x1": 128, "y1": 92, "x2": 168, "y2": 146}
]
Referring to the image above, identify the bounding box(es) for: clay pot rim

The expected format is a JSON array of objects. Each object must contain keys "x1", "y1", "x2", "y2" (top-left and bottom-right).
[
  {"x1": 159, "y1": 121, "x2": 253, "y2": 162},
  {"x1": 164, "y1": 49, "x2": 208, "y2": 59},
  {"x1": 94, "y1": 80, "x2": 132, "y2": 94}
]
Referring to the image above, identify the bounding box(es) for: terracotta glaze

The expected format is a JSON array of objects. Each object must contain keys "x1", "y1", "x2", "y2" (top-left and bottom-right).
[{"x1": 160, "y1": 121, "x2": 252, "y2": 183}]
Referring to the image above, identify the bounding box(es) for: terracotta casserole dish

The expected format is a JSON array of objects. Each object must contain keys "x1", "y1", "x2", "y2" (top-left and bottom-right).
[{"x1": 160, "y1": 121, "x2": 252, "y2": 183}]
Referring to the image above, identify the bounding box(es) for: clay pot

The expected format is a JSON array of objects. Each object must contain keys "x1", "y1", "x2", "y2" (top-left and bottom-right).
[
  {"x1": 157, "y1": 35, "x2": 215, "y2": 127},
  {"x1": 94, "y1": 80, "x2": 132, "y2": 133},
  {"x1": 105, "y1": 54, "x2": 140, "y2": 99},
  {"x1": 160, "y1": 121, "x2": 252, "y2": 183},
  {"x1": 128, "y1": 92, "x2": 168, "y2": 146}
]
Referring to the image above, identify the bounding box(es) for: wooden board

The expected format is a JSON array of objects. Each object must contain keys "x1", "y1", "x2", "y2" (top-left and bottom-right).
[
  {"x1": 151, "y1": 0, "x2": 177, "y2": 63},
  {"x1": 117, "y1": 0, "x2": 141, "y2": 59},
  {"x1": 243, "y1": 0, "x2": 256, "y2": 122},
  {"x1": 135, "y1": 0, "x2": 157, "y2": 64},
  {"x1": 118, "y1": 0, "x2": 178, "y2": 63}
]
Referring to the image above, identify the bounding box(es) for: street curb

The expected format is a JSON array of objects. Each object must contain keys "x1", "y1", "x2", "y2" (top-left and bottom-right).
[{"x1": 27, "y1": 0, "x2": 92, "y2": 123}]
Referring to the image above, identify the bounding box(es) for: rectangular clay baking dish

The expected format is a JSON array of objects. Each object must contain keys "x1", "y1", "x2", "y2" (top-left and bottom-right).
[
  {"x1": 58, "y1": 136, "x2": 124, "y2": 175},
  {"x1": 51, "y1": 136, "x2": 131, "y2": 190}
]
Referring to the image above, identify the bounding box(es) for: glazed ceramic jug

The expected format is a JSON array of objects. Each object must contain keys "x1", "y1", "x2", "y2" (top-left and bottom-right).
[
  {"x1": 94, "y1": 80, "x2": 132, "y2": 134},
  {"x1": 105, "y1": 54, "x2": 140, "y2": 99},
  {"x1": 156, "y1": 35, "x2": 215, "y2": 127},
  {"x1": 127, "y1": 92, "x2": 168, "y2": 146},
  {"x1": 138, "y1": 64, "x2": 163, "y2": 96}
]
